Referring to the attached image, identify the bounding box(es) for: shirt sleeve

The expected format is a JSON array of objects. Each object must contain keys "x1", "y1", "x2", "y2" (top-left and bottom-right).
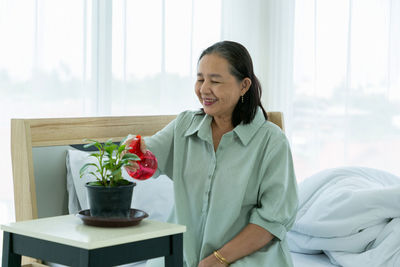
[
  {"x1": 144, "y1": 118, "x2": 176, "y2": 179},
  {"x1": 249, "y1": 135, "x2": 299, "y2": 241}
]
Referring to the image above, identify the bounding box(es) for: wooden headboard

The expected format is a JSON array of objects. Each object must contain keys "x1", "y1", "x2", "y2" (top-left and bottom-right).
[
  {"x1": 10, "y1": 112, "x2": 284, "y2": 223},
  {"x1": 11, "y1": 115, "x2": 177, "y2": 222}
]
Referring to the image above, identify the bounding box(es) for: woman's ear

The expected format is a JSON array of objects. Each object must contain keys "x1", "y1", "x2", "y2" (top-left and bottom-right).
[{"x1": 241, "y1": 78, "x2": 252, "y2": 95}]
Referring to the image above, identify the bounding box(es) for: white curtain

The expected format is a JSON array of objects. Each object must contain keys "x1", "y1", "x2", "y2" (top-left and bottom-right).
[
  {"x1": 220, "y1": 0, "x2": 400, "y2": 180},
  {"x1": 0, "y1": 1, "x2": 91, "y2": 230},
  {"x1": 110, "y1": 0, "x2": 222, "y2": 116},
  {"x1": 0, "y1": 1, "x2": 92, "y2": 228},
  {"x1": 0, "y1": 0, "x2": 222, "y2": 230},
  {"x1": 292, "y1": 0, "x2": 400, "y2": 180},
  {"x1": 221, "y1": 0, "x2": 296, "y2": 134}
]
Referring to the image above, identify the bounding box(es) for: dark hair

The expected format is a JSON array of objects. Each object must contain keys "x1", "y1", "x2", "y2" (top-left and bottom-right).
[{"x1": 198, "y1": 40, "x2": 268, "y2": 127}]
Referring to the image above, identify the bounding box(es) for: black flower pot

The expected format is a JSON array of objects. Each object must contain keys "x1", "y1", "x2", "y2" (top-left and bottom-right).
[{"x1": 85, "y1": 182, "x2": 136, "y2": 218}]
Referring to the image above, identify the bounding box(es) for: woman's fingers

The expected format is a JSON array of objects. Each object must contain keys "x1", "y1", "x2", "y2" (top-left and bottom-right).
[
  {"x1": 125, "y1": 162, "x2": 140, "y2": 172},
  {"x1": 140, "y1": 137, "x2": 147, "y2": 154},
  {"x1": 123, "y1": 135, "x2": 146, "y2": 153},
  {"x1": 121, "y1": 135, "x2": 144, "y2": 175},
  {"x1": 123, "y1": 136, "x2": 135, "y2": 147}
]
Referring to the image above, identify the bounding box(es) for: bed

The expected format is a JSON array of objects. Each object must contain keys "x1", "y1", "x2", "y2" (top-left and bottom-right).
[{"x1": 12, "y1": 112, "x2": 388, "y2": 267}]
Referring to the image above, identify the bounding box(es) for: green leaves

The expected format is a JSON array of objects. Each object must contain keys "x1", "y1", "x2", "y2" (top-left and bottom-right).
[
  {"x1": 118, "y1": 144, "x2": 127, "y2": 154},
  {"x1": 79, "y1": 163, "x2": 99, "y2": 178},
  {"x1": 79, "y1": 136, "x2": 140, "y2": 187},
  {"x1": 122, "y1": 153, "x2": 141, "y2": 161},
  {"x1": 104, "y1": 143, "x2": 117, "y2": 155},
  {"x1": 83, "y1": 139, "x2": 103, "y2": 151}
]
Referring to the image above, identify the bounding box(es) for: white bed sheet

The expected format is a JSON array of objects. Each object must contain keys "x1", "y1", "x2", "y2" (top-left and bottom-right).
[{"x1": 288, "y1": 167, "x2": 400, "y2": 267}]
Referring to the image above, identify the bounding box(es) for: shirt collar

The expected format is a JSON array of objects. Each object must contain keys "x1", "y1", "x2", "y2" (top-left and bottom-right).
[
  {"x1": 184, "y1": 107, "x2": 265, "y2": 145},
  {"x1": 184, "y1": 112, "x2": 213, "y2": 143},
  {"x1": 233, "y1": 107, "x2": 265, "y2": 146}
]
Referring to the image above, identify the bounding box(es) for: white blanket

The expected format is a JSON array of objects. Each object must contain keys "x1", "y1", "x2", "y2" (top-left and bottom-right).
[{"x1": 287, "y1": 167, "x2": 400, "y2": 267}]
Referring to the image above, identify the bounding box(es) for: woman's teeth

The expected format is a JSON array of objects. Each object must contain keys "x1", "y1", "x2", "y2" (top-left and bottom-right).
[{"x1": 203, "y1": 98, "x2": 217, "y2": 105}]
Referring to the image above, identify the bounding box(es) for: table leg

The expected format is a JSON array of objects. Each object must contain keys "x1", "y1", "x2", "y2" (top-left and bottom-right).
[
  {"x1": 2, "y1": 232, "x2": 21, "y2": 267},
  {"x1": 165, "y1": 234, "x2": 183, "y2": 267},
  {"x1": 77, "y1": 248, "x2": 89, "y2": 267}
]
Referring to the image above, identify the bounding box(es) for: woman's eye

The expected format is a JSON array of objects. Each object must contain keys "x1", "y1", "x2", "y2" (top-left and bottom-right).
[
  {"x1": 197, "y1": 79, "x2": 204, "y2": 83},
  {"x1": 211, "y1": 80, "x2": 220, "y2": 84}
]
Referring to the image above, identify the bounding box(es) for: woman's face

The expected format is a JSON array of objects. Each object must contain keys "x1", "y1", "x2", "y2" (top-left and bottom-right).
[{"x1": 195, "y1": 54, "x2": 250, "y2": 121}]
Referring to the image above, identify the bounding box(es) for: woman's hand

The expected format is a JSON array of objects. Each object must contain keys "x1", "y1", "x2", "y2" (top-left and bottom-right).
[
  {"x1": 121, "y1": 135, "x2": 147, "y2": 173},
  {"x1": 198, "y1": 254, "x2": 228, "y2": 267},
  {"x1": 123, "y1": 135, "x2": 147, "y2": 154},
  {"x1": 124, "y1": 161, "x2": 140, "y2": 174}
]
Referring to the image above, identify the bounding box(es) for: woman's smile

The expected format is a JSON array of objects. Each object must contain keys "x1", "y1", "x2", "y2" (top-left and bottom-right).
[{"x1": 202, "y1": 97, "x2": 218, "y2": 106}]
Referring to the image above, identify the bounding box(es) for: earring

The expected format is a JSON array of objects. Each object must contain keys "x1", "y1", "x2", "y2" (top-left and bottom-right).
[{"x1": 241, "y1": 95, "x2": 244, "y2": 103}]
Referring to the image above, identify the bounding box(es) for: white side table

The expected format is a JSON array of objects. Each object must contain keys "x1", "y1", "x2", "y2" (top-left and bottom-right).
[{"x1": 1, "y1": 215, "x2": 186, "y2": 267}]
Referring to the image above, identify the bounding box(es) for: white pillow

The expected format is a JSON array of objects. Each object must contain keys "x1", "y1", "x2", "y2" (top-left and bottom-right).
[{"x1": 66, "y1": 149, "x2": 174, "y2": 222}]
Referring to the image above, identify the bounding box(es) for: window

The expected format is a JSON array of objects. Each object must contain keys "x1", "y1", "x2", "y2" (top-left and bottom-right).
[
  {"x1": 0, "y1": 0, "x2": 221, "y2": 240},
  {"x1": 292, "y1": 0, "x2": 400, "y2": 180}
]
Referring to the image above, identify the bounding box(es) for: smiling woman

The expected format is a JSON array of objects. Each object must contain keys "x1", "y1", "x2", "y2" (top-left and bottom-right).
[{"x1": 143, "y1": 41, "x2": 298, "y2": 267}]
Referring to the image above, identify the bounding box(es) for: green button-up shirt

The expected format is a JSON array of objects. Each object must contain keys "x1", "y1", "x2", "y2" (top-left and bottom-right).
[{"x1": 146, "y1": 108, "x2": 298, "y2": 267}]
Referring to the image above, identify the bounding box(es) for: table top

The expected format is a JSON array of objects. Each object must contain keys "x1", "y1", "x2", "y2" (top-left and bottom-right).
[{"x1": 1, "y1": 215, "x2": 186, "y2": 250}]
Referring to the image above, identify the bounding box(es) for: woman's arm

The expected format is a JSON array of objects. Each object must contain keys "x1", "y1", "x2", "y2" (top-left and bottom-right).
[{"x1": 198, "y1": 223, "x2": 274, "y2": 267}]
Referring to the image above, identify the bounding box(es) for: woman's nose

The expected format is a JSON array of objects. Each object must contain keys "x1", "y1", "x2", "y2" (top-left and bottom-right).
[{"x1": 199, "y1": 81, "x2": 211, "y2": 93}]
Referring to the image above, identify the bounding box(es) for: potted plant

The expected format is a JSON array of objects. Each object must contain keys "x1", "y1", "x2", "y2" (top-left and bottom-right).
[{"x1": 79, "y1": 137, "x2": 140, "y2": 218}]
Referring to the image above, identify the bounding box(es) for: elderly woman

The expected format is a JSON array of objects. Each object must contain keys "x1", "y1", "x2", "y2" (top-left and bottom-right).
[{"x1": 128, "y1": 41, "x2": 298, "y2": 267}]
